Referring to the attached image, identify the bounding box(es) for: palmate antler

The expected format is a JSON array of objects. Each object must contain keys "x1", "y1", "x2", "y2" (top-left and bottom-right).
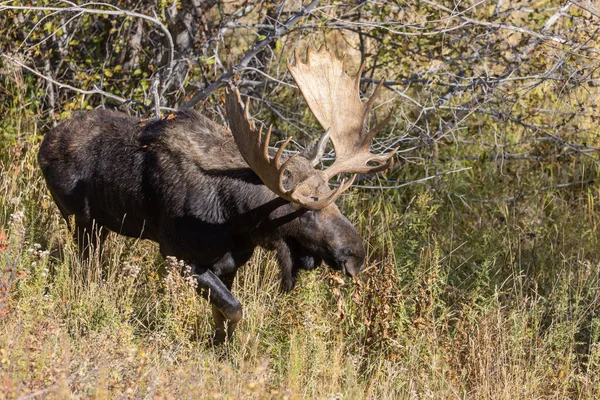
[
  {"x1": 288, "y1": 47, "x2": 398, "y2": 179},
  {"x1": 225, "y1": 47, "x2": 398, "y2": 210}
]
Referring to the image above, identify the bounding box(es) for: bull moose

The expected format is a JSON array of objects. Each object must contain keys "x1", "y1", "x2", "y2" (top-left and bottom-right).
[{"x1": 38, "y1": 48, "x2": 397, "y2": 343}]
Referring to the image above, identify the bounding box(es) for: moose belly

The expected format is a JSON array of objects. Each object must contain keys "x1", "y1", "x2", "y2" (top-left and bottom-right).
[
  {"x1": 88, "y1": 204, "x2": 159, "y2": 241},
  {"x1": 157, "y1": 217, "x2": 256, "y2": 275},
  {"x1": 86, "y1": 183, "x2": 160, "y2": 241}
]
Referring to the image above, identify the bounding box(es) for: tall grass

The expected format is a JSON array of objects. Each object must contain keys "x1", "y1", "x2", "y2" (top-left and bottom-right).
[{"x1": 2, "y1": 75, "x2": 600, "y2": 398}]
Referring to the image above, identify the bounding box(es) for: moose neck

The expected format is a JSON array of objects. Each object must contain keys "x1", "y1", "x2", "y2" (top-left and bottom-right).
[{"x1": 220, "y1": 168, "x2": 306, "y2": 245}]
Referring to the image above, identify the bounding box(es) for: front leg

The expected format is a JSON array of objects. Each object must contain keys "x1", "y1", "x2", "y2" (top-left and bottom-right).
[
  {"x1": 210, "y1": 271, "x2": 239, "y2": 345},
  {"x1": 276, "y1": 239, "x2": 322, "y2": 292},
  {"x1": 193, "y1": 267, "x2": 242, "y2": 345}
]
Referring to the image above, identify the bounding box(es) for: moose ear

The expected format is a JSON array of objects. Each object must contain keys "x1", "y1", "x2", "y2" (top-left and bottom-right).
[{"x1": 299, "y1": 208, "x2": 319, "y2": 224}]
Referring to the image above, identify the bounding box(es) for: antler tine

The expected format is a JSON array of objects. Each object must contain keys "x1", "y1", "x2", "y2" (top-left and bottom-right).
[
  {"x1": 367, "y1": 107, "x2": 395, "y2": 143},
  {"x1": 353, "y1": 60, "x2": 365, "y2": 92},
  {"x1": 364, "y1": 78, "x2": 384, "y2": 111},
  {"x1": 363, "y1": 149, "x2": 399, "y2": 174},
  {"x1": 244, "y1": 97, "x2": 255, "y2": 131},
  {"x1": 360, "y1": 78, "x2": 385, "y2": 142},
  {"x1": 274, "y1": 136, "x2": 293, "y2": 168},
  {"x1": 278, "y1": 152, "x2": 299, "y2": 193},
  {"x1": 261, "y1": 124, "x2": 269, "y2": 159},
  {"x1": 324, "y1": 144, "x2": 398, "y2": 178}
]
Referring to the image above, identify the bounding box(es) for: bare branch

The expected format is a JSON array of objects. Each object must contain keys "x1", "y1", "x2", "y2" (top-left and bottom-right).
[
  {"x1": 469, "y1": 178, "x2": 598, "y2": 203},
  {"x1": 332, "y1": 167, "x2": 473, "y2": 190},
  {"x1": 568, "y1": 0, "x2": 600, "y2": 19},
  {"x1": 2, "y1": 54, "x2": 176, "y2": 111},
  {"x1": 420, "y1": 0, "x2": 600, "y2": 55},
  {"x1": 181, "y1": 0, "x2": 321, "y2": 108},
  {"x1": 0, "y1": 2, "x2": 176, "y2": 91}
]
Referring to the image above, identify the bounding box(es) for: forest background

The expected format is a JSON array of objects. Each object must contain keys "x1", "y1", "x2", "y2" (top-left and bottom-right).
[{"x1": 1, "y1": 0, "x2": 600, "y2": 398}]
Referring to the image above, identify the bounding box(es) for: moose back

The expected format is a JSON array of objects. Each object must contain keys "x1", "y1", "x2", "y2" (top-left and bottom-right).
[{"x1": 38, "y1": 48, "x2": 397, "y2": 343}]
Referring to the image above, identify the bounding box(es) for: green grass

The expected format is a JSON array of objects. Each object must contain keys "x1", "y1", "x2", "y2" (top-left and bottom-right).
[{"x1": 2, "y1": 102, "x2": 600, "y2": 399}]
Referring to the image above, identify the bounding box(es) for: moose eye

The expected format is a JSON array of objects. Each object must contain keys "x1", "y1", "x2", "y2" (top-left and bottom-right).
[
  {"x1": 341, "y1": 248, "x2": 354, "y2": 258},
  {"x1": 281, "y1": 169, "x2": 295, "y2": 191}
]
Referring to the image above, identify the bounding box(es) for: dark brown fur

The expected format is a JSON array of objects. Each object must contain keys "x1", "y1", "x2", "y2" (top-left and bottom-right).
[{"x1": 38, "y1": 108, "x2": 366, "y2": 343}]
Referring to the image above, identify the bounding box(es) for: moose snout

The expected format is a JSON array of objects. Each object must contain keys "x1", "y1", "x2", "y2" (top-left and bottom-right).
[{"x1": 344, "y1": 258, "x2": 365, "y2": 277}]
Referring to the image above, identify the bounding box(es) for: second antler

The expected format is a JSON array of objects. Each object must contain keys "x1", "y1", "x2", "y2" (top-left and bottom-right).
[{"x1": 288, "y1": 47, "x2": 398, "y2": 179}]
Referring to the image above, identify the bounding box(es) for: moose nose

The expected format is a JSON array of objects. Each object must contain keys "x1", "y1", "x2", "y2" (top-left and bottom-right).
[{"x1": 345, "y1": 259, "x2": 365, "y2": 277}]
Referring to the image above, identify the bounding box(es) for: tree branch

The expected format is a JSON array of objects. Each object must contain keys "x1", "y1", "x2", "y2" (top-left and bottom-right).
[
  {"x1": 0, "y1": 2, "x2": 176, "y2": 93},
  {"x1": 2, "y1": 54, "x2": 176, "y2": 111},
  {"x1": 331, "y1": 167, "x2": 473, "y2": 190},
  {"x1": 421, "y1": 0, "x2": 600, "y2": 55},
  {"x1": 568, "y1": 0, "x2": 600, "y2": 19},
  {"x1": 181, "y1": 0, "x2": 321, "y2": 108}
]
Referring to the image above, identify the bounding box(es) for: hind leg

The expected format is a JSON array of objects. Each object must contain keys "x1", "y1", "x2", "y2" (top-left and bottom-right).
[
  {"x1": 43, "y1": 180, "x2": 102, "y2": 258},
  {"x1": 46, "y1": 183, "x2": 105, "y2": 260}
]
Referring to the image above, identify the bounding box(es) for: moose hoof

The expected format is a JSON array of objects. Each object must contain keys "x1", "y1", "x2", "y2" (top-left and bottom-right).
[{"x1": 212, "y1": 329, "x2": 229, "y2": 346}]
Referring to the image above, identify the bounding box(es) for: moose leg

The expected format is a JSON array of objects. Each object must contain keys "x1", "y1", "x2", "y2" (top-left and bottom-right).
[
  {"x1": 193, "y1": 267, "x2": 242, "y2": 344},
  {"x1": 276, "y1": 239, "x2": 323, "y2": 292},
  {"x1": 210, "y1": 271, "x2": 238, "y2": 344}
]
